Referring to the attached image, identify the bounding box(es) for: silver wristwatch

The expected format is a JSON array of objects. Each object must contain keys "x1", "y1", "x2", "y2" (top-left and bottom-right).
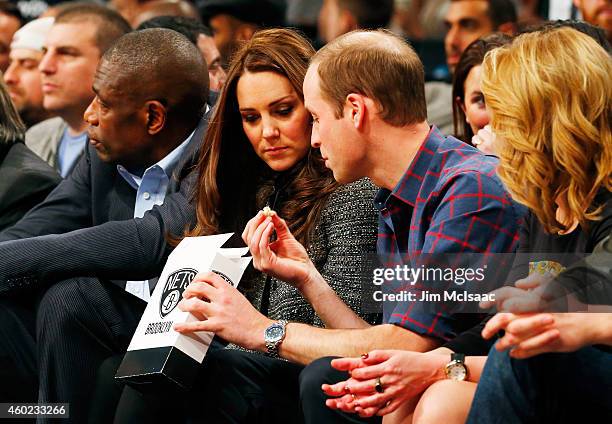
[{"x1": 264, "y1": 320, "x2": 288, "y2": 358}]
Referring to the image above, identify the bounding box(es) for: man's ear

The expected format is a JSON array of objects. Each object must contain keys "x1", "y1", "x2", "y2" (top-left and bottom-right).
[
  {"x1": 145, "y1": 100, "x2": 166, "y2": 135},
  {"x1": 346, "y1": 93, "x2": 366, "y2": 129}
]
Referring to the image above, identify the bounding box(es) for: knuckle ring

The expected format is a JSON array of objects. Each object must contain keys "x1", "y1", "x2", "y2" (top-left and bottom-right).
[
  {"x1": 344, "y1": 385, "x2": 351, "y2": 394},
  {"x1": 374, "y1": 377, "x2": 384, "y2": 393}
]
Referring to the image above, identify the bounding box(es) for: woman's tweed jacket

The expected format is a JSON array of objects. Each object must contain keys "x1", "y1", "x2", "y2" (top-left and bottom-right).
[{"x1": 241, "y1": 177, "x2": 379, "y2": 327}]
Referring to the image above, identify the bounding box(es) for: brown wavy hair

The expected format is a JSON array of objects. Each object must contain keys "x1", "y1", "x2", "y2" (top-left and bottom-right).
[
  {"x1": 452, "y1": 33, "x2": 512, "y2": 143},
  {"x1": 0, "y1": 78, "x2": 25, "y2": 160},
  {"x1": 482, "y1": 27, "x2": 612, "y2": 234},
  {"x1": 185, "y1": 28, "x2": 338, "y2": 245}
]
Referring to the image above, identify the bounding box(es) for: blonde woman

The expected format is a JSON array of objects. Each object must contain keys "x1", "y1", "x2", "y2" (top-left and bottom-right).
[
  {"x1": 466, "y1": 26, "x2": 612, "y2": 424},
  {"x1": 323, "y1": 27, "x2": 612, "y2": 424}
]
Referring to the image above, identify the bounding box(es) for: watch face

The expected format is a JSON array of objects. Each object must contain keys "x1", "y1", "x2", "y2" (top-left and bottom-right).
[
  {"x1": 266, "y1": 325, "x2": 284, "y2": 341},
  {"x1": 448, "y1": 363, "x2": 467, "y2": 381}
]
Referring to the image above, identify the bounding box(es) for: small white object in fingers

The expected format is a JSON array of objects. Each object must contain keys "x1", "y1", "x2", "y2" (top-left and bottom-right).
[{"x1": 263, "y1": 206, "x2": 274, "y2": 217}]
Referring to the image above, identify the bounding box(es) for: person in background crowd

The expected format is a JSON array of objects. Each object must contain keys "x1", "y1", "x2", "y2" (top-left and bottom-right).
[
  {"x1": 444, "y1": 0, "x2": 517, "y2": 73},
  {"x1": 317, "y1": 0, "x2": 394, "y2": 44},
  {"x1": 392, "y1": 0, "x2": 450, "y2": 40},
  {"x1": 137, "y1": 15, "x2": 227, "y2": 91},
  {"x1": 0, "y1": 0, "x2": 21, "y2": 72},
  {"x1": 199, "y1": 0, "x2": 286, "y2": 67},
  {"x1": 25, "y1": 3, "x2": 130, "y2": 177},
  {"x1": 574, "y1": 0, "x2": 612, "y2": 43},
  {"x1": 4, "y1": 17, "x2": 54, "y2": 128},
  {"x1": 460, "y1": 20, "x2": 611, "y2": 155},
  {"x1": 38, "y1": 1, "x2": 79, "y2": 19},
  {"x1": 130, "y1": 0, "x2": 200, "y2": 28},
  {"x1": 0, "y1": 77, "x2": 59, "y2": 232},
  {"x1": 0, "y1": 27, "x2": 211, "y2": 423},
  {"x1": 286, "y1": 0, "x2": 323, "y2": 42},
  {"x1": 109, "y1": 0, "x2": 151, "y2": 25},
  {"x1": 532, "y1": 17, "x2": 611, "y2": 50},
  {"x1": 451, "y1": 33, "x2": 511, "y2": 152}
]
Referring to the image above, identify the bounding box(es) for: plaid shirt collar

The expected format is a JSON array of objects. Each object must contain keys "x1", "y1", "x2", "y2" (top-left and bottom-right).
[{"x1": 374, "y1": 126, "x2": 443, "y2": 211}]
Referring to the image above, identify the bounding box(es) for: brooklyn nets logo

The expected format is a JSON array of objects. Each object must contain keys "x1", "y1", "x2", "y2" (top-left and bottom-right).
[{"x1": 159, "y1": 268, "x2": 198, "y2": 319}]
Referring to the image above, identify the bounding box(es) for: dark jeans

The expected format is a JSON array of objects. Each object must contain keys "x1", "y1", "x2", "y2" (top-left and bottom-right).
[
  {"x1": 467, "y1": 345, "x2": 612, "y2": 424},
  {"x1": 107, "y1": 350, "x2": 380, "y2": 423}
]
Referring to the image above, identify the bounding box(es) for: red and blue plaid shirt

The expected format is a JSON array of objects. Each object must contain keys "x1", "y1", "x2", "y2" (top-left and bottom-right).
[{"x1": 375, "y1": 126, "x2": 523, "y2": 340}]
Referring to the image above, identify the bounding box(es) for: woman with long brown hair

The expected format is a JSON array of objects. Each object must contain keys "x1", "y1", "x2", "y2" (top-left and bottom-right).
[
  {"x1": 451, "y1": 33, "x2": 511, "y2": 153},
  {"x1": 179, "y1": 27, "x2": 378, "y2": 327}
]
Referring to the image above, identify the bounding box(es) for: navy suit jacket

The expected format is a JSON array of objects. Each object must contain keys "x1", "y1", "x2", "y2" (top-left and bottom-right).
[{"x1": 0, "y1": 116, "x2": 208, "y2": 295}]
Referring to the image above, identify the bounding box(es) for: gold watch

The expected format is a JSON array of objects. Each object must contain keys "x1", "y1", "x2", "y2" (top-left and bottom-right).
[{"x1": 444, "y1": 353, "x2": 468, "y2": 381}]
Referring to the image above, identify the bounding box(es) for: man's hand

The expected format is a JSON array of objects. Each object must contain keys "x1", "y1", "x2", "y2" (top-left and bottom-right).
[
  {"x1": 173, "y1": 271, "x2": 273, "y2": 351},
  {"x1": 322, "y1": 350, "x2": 446, "y2": 417},
  {"x1": 242, "y1": 210, "x2": 317, "y2": 290}
]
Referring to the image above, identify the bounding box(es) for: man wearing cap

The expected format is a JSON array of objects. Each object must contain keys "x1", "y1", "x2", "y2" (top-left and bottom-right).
[
  {"x1": 198, "y1": 0, "x2": 286, "y2": 67},
  {"x1": 4, "y1": 17, "x2": 54, "y2": 128}
]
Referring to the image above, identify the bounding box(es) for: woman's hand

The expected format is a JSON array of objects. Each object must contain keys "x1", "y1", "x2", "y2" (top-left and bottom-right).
[
  {"x1": 242, "y1": 210, "x2": 317, "y2": 290},
  {"x1": 482, "y1": 312, "x2": 609, "y2": 359},
  {"x1": 173, "y1": 271, "x2": 273, "y2": 351},
  {"x1": 322, "y1": 350, "x2": 447, "y2": 417},
  {"x1": 479, "y1": 272, "x2": 558, "y2": 313},
  {"x1": 480, "y1": 270, "x2": 582, "y2": 313},
  {"x1": 472, "y1": 125, "x2": 498, "y2": 156}
]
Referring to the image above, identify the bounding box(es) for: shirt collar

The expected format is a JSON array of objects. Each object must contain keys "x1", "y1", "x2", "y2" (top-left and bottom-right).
[
  {"x1": 117, "y1": 126, "x2": 197, "y2": 189},
  {"x1": 156, "y1": 127, "x2": 195, "y2": 176},
  {"x1": 377, "y1": 125, "x2": 446, "y2": 208}
]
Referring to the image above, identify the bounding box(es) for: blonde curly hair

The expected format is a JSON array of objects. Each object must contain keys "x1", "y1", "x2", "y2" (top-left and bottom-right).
[{"x1": 482, "y1": 27, "x2": 612, "y2": 234}]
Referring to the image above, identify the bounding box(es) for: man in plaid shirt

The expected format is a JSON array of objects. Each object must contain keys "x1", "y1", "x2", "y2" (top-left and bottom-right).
[
  {"x1": 374, "y1": 126, "x2": 521, "y2": 341},
  {"x1": 178, "y1": 30, "x2": 523, "y2": 423}
]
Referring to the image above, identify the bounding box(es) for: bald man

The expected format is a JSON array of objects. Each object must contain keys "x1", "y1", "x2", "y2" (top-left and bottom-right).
[{"x1": 0, "y1": 28, "x2": 210, "y2": 421}]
